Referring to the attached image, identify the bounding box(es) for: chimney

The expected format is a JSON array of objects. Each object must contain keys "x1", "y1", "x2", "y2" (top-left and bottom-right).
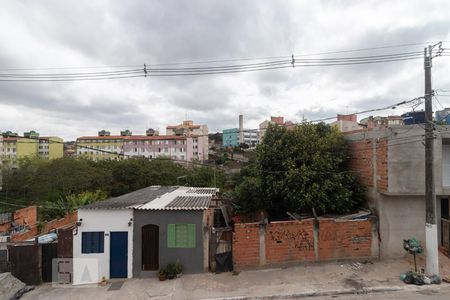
[{"x1": 239, "y1": 114, "x2": 244, "y2": 144}]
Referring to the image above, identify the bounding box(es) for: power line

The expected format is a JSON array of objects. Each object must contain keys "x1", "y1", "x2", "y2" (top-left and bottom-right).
[{"x1": 0, "y1": 48, "x2": 440, "y2": 81}]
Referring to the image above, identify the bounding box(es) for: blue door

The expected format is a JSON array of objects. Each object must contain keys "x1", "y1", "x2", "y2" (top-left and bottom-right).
[{"x1": 110, "y1": 232, "x2": 128, "y2": 278}]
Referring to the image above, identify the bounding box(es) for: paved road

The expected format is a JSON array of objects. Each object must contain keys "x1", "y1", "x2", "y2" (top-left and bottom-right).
[{"x1": 313, "y1": 285, "x2": 450, "y2": 300}]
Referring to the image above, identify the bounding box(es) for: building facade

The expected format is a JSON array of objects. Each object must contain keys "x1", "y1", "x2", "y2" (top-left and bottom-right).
[
  {"x1": 123, "y1": 135, "x2": 207, "y2": 161},
  {"x1": 73, "y1": 186, "x2": 218, "y2": 284},
  {"x1": 222, "y1": 128, "x2": 239, "y2": 147},
  {"x1": 166, "y1": 120, "x2": 208, "y2": 160},
  {"x1": 77, "y1": 131, "x2": 208, "y2": 162},
  {"x1": 345, "y1": 125, "x2": 450, "y2": 258},
  {"x1": 259, "y1": 116, "x2": 294, "y2": 141},
  {"x1": 436, "y1": 108, "x2": 450, "y2": 124},
  {"x1": 0, "y1": 131, "x2": 63, "y2": 166}
]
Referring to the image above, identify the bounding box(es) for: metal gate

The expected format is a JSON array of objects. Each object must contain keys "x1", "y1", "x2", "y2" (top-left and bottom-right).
[
  {"x1": 8, "y1": 244, "x2": 41, "y2": 285},
  {"x1": 42, "y1": 243, "x2": 58, "y2": 282}
]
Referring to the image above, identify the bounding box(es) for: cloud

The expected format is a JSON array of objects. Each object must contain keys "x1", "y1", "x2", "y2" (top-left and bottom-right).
[{"x1": 1, "y1": 0, "x2": 450, "y2": 140}]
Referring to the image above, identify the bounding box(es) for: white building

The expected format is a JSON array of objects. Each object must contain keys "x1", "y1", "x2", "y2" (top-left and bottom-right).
[
  {"x1": 123, "y1": 135, "x2": 208, "y2": 162},
  {"x1": 166, "y1": 120, "x2": 208, "y2": 160}
]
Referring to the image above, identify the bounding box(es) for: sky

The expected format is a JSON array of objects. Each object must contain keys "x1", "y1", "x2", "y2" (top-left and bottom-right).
[{"x1": 1, "y1": 0, "x2": 450, "y2": 141}]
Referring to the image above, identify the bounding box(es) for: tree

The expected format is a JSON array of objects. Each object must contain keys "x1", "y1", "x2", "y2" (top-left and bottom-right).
[{"x1": 234, "y1": 123, "x2": 365, "y2": 217}]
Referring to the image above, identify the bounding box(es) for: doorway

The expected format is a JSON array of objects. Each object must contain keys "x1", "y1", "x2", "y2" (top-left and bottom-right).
[
  {"x1": 110, "y1": 232, "x2": 128, "y2": 278},
  {"x1": 142, "y1": 225, "x2": 159, "y2": 270}
]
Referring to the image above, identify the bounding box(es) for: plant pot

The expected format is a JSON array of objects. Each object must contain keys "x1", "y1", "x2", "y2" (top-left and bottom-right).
[
  {"x1": 176, "y1": 273, "x2": 182, "y2": 278},
  {"x1": 159, "y1": 274, "x2": 167, "y2": 281},
  {"x1": 168, "y1": 273, "x2": 175, "y2": 280}
]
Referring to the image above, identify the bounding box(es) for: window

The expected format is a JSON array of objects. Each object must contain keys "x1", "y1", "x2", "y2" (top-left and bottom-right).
[
  {"x1": 81, "y1": 232, "x2": 104, "y2": 253},
  {"x1": 167, "y1": 224, "x2": 195, "y2": 248}
]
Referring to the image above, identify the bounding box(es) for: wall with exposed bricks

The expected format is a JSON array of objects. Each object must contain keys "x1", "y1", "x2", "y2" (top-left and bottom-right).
[
  {"x1": 233, "y1": 217, "x2": 377, "y2": 270},
  {"x1": 11, "y1": 211, "x2": 77, "y2": 241}
]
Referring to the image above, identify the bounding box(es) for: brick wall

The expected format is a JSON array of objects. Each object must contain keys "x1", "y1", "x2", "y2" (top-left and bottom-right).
[
  {"x1": 347, "y1": 138, "x2": 388, "y2": 192},
  {"x1": 233, "y1": 218, "x2": 376, "y2": 270},
  {"x1": 376, "y1": 139, "x2": 388, "y2": 192},
  {"x1": 233, "y1": 223, "x2": 260, "y2": 268},
  {"x1": 266, "y1": 221, "x2": 315, "y2": 264},
  {"x1": 0, "y1": 206, "x2": 38, "y2": 233},
  {"x1": 348, "y1": 140, "x2": 374, "y2": 188},
  {"x1": 12, "y1": 211, "x2": 77, "y2": 242},
  {"x1": 318, "y1": 219, "x2": 372, "y2": 260}
]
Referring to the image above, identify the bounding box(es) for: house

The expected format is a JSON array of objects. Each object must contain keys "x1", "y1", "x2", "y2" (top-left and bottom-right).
[
  {"x1": 72, "y1": 185, "x2": 218, "y2": 285},
  {"x1": 345, "y1": 124, "x2": 450, "y2": 258}
]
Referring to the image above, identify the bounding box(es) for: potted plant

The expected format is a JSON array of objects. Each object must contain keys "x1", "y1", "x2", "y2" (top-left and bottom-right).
[
  {"x1": 158, "y1": 267, "x2": 167, "y2": 281},
  {"x1": 175, "y1": 260, "x2": 183, "y2": 278},
  {"x1": 166, "y1": 262, "x2": 176, "y2": 280}
]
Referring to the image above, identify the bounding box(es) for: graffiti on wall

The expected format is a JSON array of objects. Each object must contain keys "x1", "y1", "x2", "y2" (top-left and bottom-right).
[
  {"x1": 350, "y1": 235, "x2": 371, "y2": 244},
  {"x1": 269, "y1": 228, "x2": 313, "y2": 251}
]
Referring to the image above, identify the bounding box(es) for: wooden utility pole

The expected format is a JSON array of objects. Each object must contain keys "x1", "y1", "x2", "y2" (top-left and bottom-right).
[{"x1": 424, "y1": 45, "x2": 439, "y2": 276}]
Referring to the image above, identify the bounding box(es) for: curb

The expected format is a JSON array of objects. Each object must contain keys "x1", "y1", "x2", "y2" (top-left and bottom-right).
[{"x1": 205, "y1": 285, "x2": 441, "y2": 300}]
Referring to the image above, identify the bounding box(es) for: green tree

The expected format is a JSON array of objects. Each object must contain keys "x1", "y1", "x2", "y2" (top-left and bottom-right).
[{"x1": 234, "y1": 123, "x2": 364, "y2": 217}]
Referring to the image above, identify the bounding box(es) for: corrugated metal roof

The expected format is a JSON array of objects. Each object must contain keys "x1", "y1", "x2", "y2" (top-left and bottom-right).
[
  {"x1": 81, "y1": 186, "x2": 218, "y2": 210},
  {"x1": 81, "y1": 186, "x2": 178, "y2": 210},
  {"x1": 135, "y1": 187, "x2": 218, "y2": 211},
  {"x1": 164, "y1": 196, "x2": 211, "y2": 210}
]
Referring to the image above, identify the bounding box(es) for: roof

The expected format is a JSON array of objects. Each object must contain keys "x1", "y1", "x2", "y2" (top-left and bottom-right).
[
  {"x1": 82, "y1": 186, "x2": 178, "y2": 209},
  {"x1": 166, "y1": 125, "x2": 202, "y2": 129},
  {"x1": 134, "y1": 187, "x2": 218, "y2": 210},
  {"x1": 77, "y1": 135, "x2": 130, "y2": 140},
  {"x1": 81, "y1": 186, "x2": 218, "y2": 210},
  {"x1": 77, "y1": 135, "x2": 195, "y2": 141}
]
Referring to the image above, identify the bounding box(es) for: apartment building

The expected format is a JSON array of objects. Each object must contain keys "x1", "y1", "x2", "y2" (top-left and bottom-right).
[
  {"x1": 259, "y1": 116, "x2": 294, "y2": 141},
  {"x1": 0, "y1": 131, "x2": 64, "y2": 165},
  {"x1": 76, "y1": 129, "x2": 208, "y2": 162},
  {"x1": 166, "y1": 120, "x2": 208, "y2": 160}
]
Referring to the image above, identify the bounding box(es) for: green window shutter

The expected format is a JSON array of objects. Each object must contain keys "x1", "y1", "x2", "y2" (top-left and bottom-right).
[
  {"x1": 167, "y1": 224, "x2": 176, "y2": 248},
  {"x1": 187, "y1": 224, "x2": 196, "y2": 248}
]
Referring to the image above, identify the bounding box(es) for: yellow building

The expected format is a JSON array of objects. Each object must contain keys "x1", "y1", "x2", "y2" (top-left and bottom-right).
[
  {"x1": 2, "y1": 137, "x2": 39, "y2": 164},
  {"x1": 39, "y1": 137, "x2": 64, "y2": 160},
  {"x1": 76, "y1": 135, "x2": 128, "y2": 161},
  {"x1": 1, "y1": 132, "x2": 64, "y2": 165}
]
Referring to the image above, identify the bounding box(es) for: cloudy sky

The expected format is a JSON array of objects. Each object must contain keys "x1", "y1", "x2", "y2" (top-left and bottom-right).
[{"x1": 1, "y1": 0, "x2": 450, "y2": 141}]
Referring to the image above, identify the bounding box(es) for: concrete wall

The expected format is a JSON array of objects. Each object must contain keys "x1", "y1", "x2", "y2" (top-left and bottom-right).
[
  {"x1": 133, "y1": 210, "x2": 206, "y2": 276},
  {"x1": 73, "y1": 209, "x2": 133, "y2": 285},
  {"x1": 345, "y1": 125, "x2": 450, "y2": 258}
]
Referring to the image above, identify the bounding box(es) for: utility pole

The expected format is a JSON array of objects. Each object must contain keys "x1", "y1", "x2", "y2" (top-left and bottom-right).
[{"x1": 424, "y1": 45, "x2": 439, "y2": 276}]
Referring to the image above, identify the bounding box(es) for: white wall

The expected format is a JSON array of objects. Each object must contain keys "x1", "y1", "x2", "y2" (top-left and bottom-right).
[{"x1": 73, "y1": 209, "x2": 134, "y2": 285}]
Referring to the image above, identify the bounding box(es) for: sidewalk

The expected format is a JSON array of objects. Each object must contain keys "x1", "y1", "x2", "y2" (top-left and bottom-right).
[{"x1": 23, "y1": 257, "x2": 448, "y2": 300}]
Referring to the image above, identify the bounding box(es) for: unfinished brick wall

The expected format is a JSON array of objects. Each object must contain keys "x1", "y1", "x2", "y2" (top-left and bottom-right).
[
  {"x1": 12, "y1": 211, "x2": 77, "y2": 242},
  {"x1": 266, "y1": 221, "x2": 315, "y2": 264},
  {"x1": 233, "y1": 223, "x2": 260, "y2": 268},
  {"x1": 347, "y1": 138, "x2": 388, "y2": 192},
  {"x1": 318, "y1": 219, "x2": 372, "y2": 260},
  {"x1": 348, "y1": 140, "x2": 374, "y2": 188},
  {"x1": 376, "y1": 139, "x2": 388, "y2": 192},
  {"x1": 0, "y1": 206, "x2": 38, "y2": 233},
  {"x1": 233, "y1": 218, "x2": 376, "y2": 270}
]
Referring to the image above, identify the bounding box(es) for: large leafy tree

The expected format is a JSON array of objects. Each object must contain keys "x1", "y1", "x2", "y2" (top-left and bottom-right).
[{"x1": 234, "y1": 123, "x2": 364, "y2": 217}]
